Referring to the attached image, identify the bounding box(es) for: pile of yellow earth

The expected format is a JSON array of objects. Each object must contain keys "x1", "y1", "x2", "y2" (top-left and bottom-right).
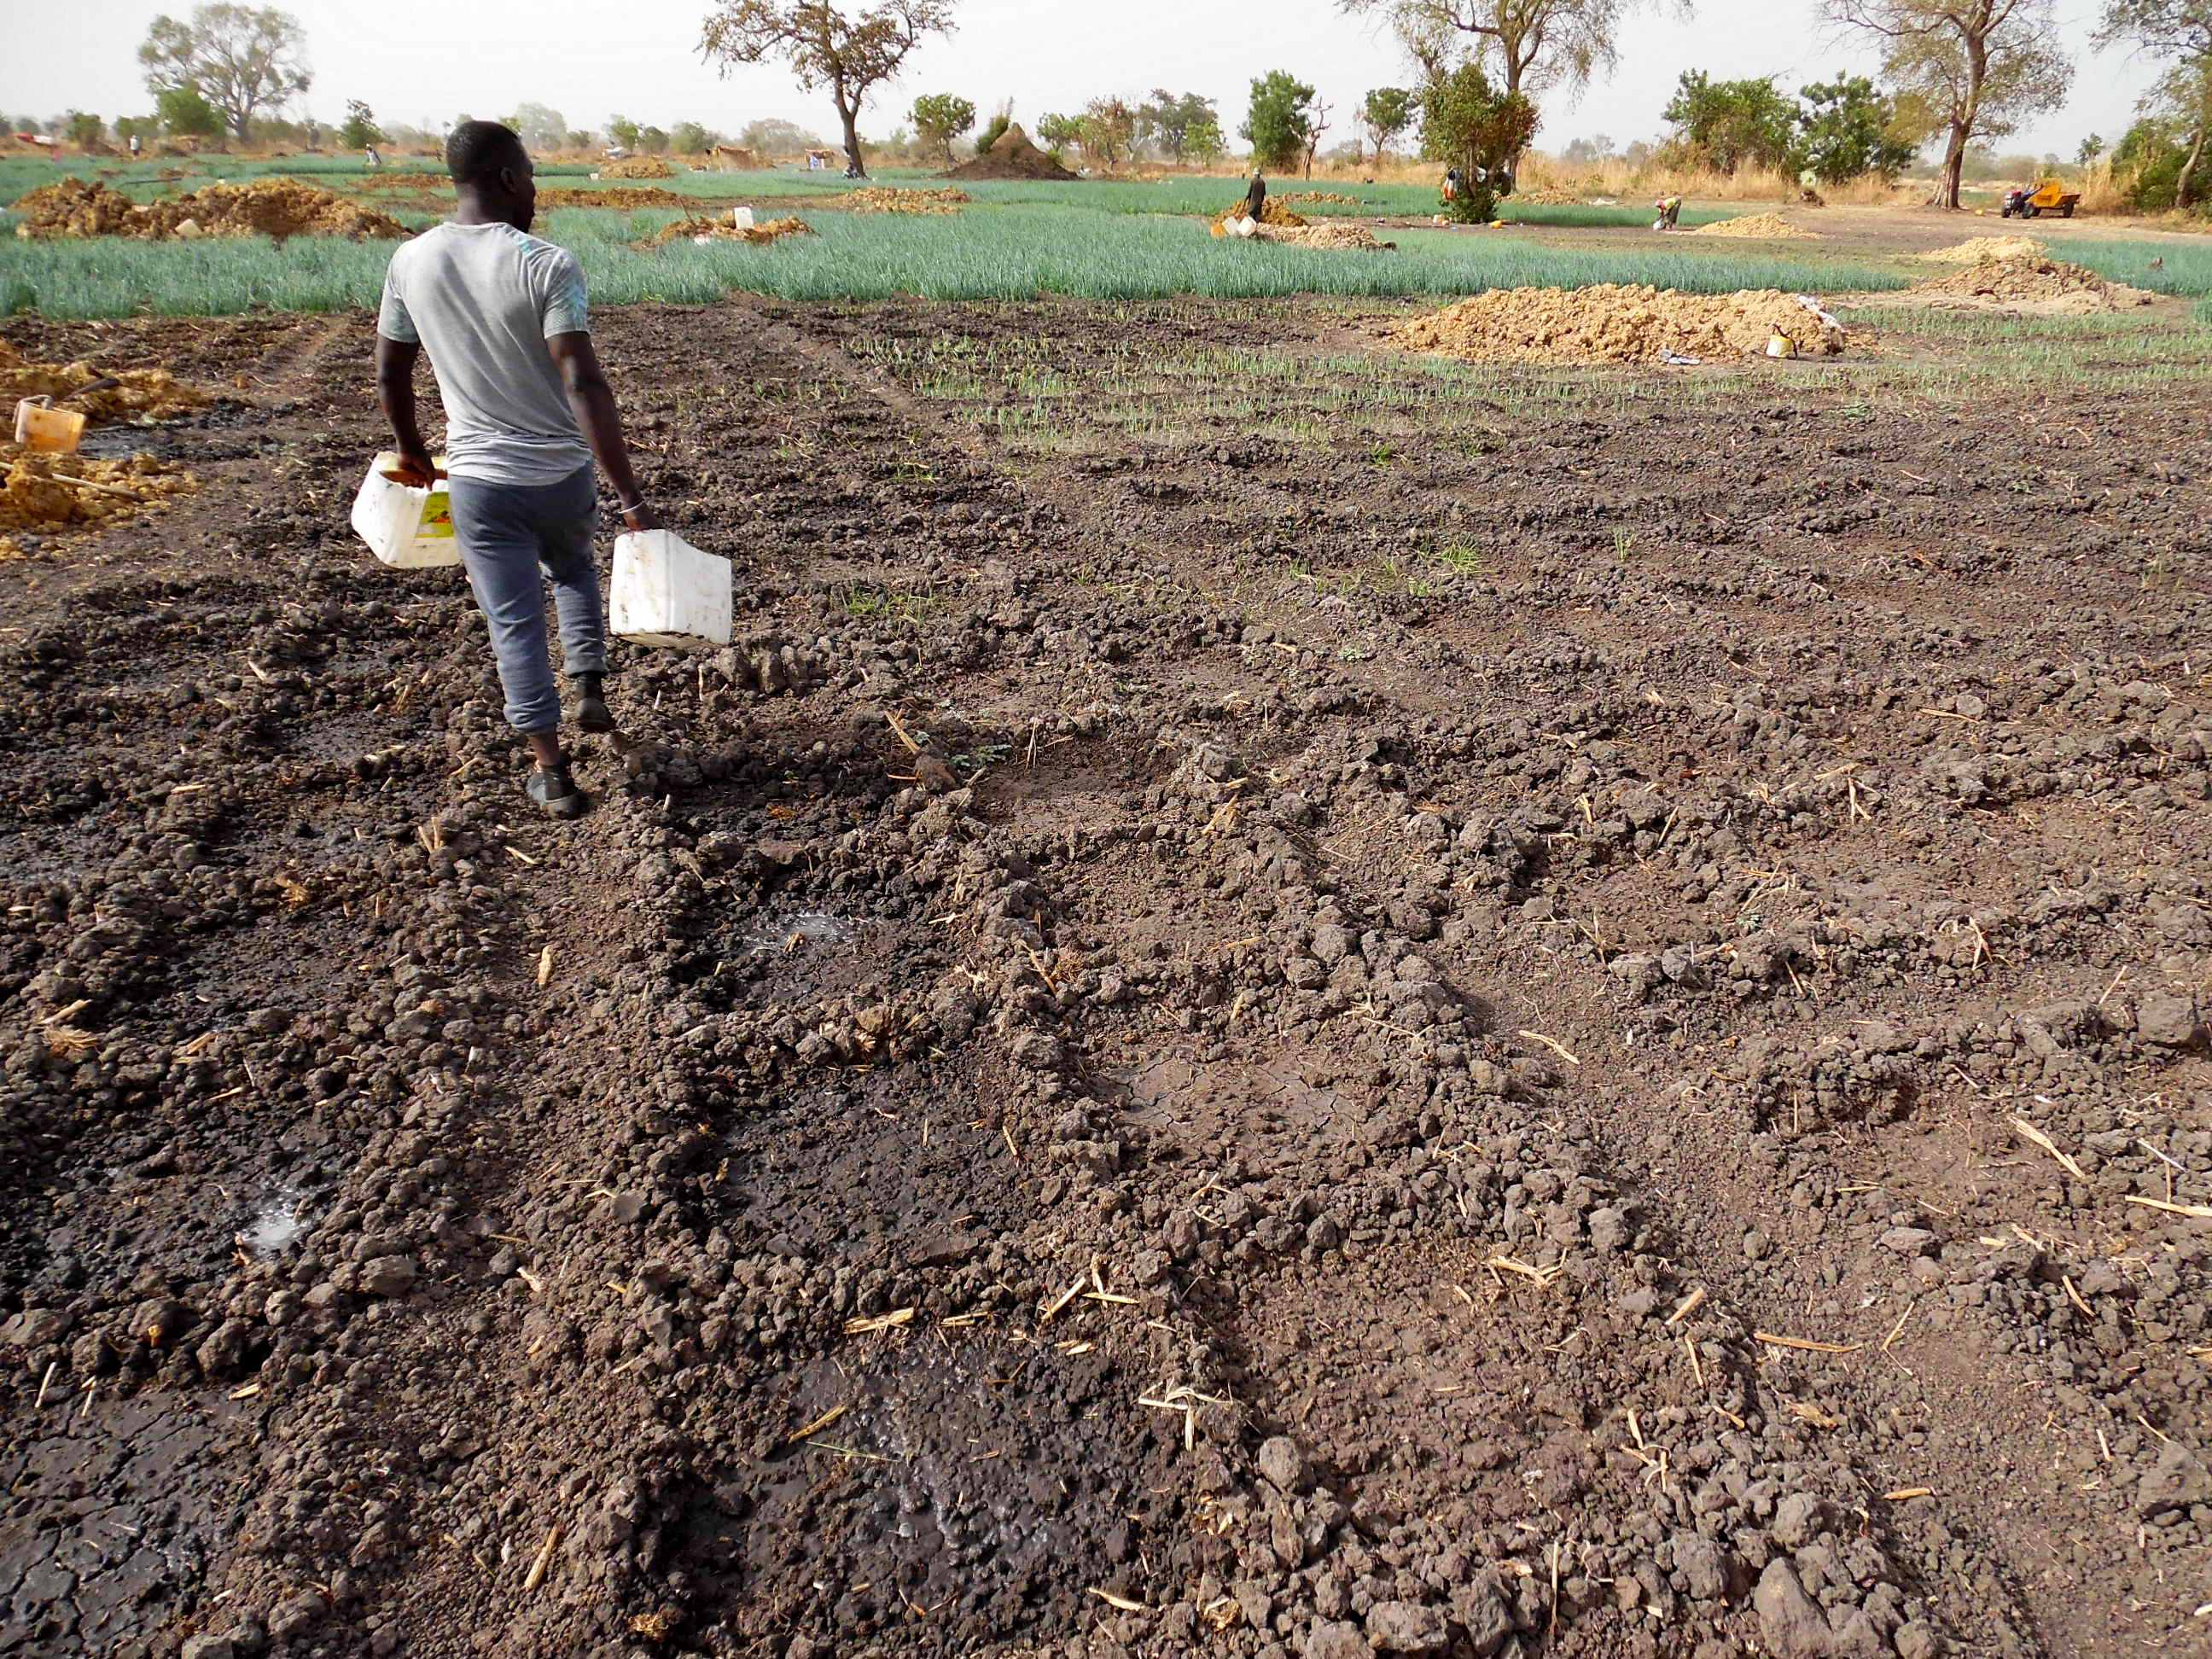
[
  {"x1": 647, "y1": 215, "x2": 814, "y2": 247},
  {"x1": 841, "y1": 187, "x2": 969, "y2": 214},
  {"x1": 600, "y1": 155, "x2": 675, "y2": 179},
  {"x1": 1691, "y1": 212, "x2": 1819, "y2": 239},
  {"x1": 1909, "y1": 255, "x2": 2157, "y2": 312},
  {"x1": 1280, "y1": 191, "x2": 1362, "y2": 206},
  {"x1": 0, "y1": 340, "x2": 211, "y2": 422},
  {"x1": 538, "y1": 186, "x2": 688, "y2": 208},
  {"x1": 13, "y1": 177, "x2": 406, "y2": 242},
  {"x1": 1210, "y1": 200, "x2": 1311, "y2": 236},
  {"x1": 1393, "y1": 284, "x2": 1846, "y2": 365},
  {"x1": 1252, "y1": 222, "x2": 1396, "y2": 253},
  {"x1": 1918, "y1": 235, "x2": 2043, "y2": 263},
  {"x1": 1515, "y1": 184, "x2": 1584, "y2": 206},
  {"x1": 1, "y1": 442, "x2": 196, "y2": 560}
]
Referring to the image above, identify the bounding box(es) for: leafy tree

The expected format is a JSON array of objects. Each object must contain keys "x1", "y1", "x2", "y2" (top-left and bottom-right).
[
  {"x1": 698, "y1": 0, "x2": 957, "y2": 178},
  {"x1": 157, "y1": 84, "x2": 224, "y2": 139},
  {"x1": 2075, "y1": 131, "x2": 2105, "y2": 162},
  {"x1": 114, "y1": 115, "x2": 160, "y2": 148},
  {"x1": 637, "y1": 125, "x2": 672, "y2": 153},
  {"x1": 976, "y1": 98, "x2": 1014, "y2": 153},
  {"x1": 608, "y1": 114, "x2": 643, "y2": 150},
  {"x1": 2097, "y1": 0, "x2": 2212, "y2": 202},
  {"x1": 1827, "y1": 0, "x2": 2071, "y2": 207},
  {"x1": 672, "y1": 120, "x2": 717, "y2": 154},
  {"x1": 1661, "y1": 71, "x2": 1797, "y2": 172},
  {"x1": 566, "y1": 129, "x2": 597, "y2": 149},
  {"x1": 910, "y1": 90, "x2": 976, "y2": 161},
  {"x1": 504, "y1": 102, "x2": 568, "y2": 153},
  {"x1": 64, "y1": 112, "x2": 107, "y2": 148},
  {"x1": 1185, "y1": 112, "x2": 1227, "y2": 163},
  {"x1": 139, "y1": 5, "x2": 311, "y2": 143},
  {"x1": 338, "y1": 99, "x2": 383, "y2": 150},
  {"x1": 1361, "y1": 86, "x2": 1417, "y2": 162},
  {"x1": 1423, "y1": 57, "x2": 1539, "y2": 218},
  {"x1": 1078, "y1": 96, "x2": 1137, "y2": 167},
  {"x1": 739, "y1": 116, "x2": 827, "y2": 154},
  {"x1": 1243, "y1": 70, "x2": 1317, "y2": 171},
  {"x1": 1036, "y1": 111, "x2": 1083, "y2": 154},
  {"x1": 1135, "y1": 90, "x2": 1217, "y2": 160},
  {"x1": 1794, "y1": 74, "x2": 1920, "y2": 179},
  {"x1": 1560, "y1": 132, "x2": 1615, "y2": 160}
]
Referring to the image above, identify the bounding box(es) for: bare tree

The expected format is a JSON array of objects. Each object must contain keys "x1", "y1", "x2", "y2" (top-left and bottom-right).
[
  {"x1": 1302, "y1": 97, "x2": 1335, "y2": 178},
  {"x1": 138, "y1": 4, "x2": 311, "y2": 143},
  {"x1": 1829, "y1": 0, "x2": 2069, "y2": 207},
  {"x1": 698, "y1": 0, "x2": 956, "y2": 178},
  {"x1": 1342, "y1": 0, "x2": 1666, "y2": 103}
]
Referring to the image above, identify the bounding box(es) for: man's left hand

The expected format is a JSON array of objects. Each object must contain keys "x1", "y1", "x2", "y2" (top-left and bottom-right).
[{"x1": 620, "y1": 501, "x2": 661, "y2": 533}]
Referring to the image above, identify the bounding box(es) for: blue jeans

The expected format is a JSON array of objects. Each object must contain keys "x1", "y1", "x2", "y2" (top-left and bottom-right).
[{"x1": 447, "y1": 465, "x2": 606, "y2": 734}]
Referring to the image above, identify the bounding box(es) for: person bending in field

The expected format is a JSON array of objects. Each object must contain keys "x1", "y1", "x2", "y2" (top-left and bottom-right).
[{"x1": 375, "y1": 119, "x2": 657, "y2": 820}]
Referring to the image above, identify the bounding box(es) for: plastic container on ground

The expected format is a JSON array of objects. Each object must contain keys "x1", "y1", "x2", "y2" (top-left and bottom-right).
[
  {"x1": 351, "y1": 450, "x2": 461, "y2": 568},
  {"x1": 13, "y1": 398, "x2": 85, "y2": 453},
  {"x1": 610, "y1": 529, "x2": 732, "y2": 651},
  {"x1": 732, "y1": 206, "x2": 755, "y2": 230}
]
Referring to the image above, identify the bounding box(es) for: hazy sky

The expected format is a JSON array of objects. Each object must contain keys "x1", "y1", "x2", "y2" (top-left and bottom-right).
[{"x1": 3, "y1": 0, "x2": 2159, "y2": 160}]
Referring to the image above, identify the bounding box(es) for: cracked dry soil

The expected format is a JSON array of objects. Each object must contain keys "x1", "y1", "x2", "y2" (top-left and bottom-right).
[{"x1": 2, "y1": 297, "x2": 2209, "y2": 1659}]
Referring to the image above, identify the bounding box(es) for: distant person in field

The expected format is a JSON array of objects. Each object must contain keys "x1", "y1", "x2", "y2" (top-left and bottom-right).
[
  {"x1": 364, "y1": 144, "x2": 381, "y2": 170},
  {"x1": 129, "y1": 133, "x2": 142, "y2": 159},
  {"x1": 1245, "y1": 172, "x2": 1266, "y2": 222},
  {"x1": 374, "y1": 119, "x2": 657, "y2": 820},
  {"x1": 1654, "y1": 194, "x2": 1683, "y2": 231}
]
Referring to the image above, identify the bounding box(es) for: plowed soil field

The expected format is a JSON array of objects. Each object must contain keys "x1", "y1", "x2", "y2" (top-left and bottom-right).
[{"x1": 2, "y1": 299, "x2": 2209, "y2": 1659}]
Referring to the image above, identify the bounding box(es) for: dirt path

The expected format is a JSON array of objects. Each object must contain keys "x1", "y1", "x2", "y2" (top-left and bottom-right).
[{"x1": 3, "y1": 298, "x2": 2209, "y2": 1659}]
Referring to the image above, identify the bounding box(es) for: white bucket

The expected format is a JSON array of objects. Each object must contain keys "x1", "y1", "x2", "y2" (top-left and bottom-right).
[
  {"x1": 351, "y1": 451, "x2": 462, "y2": 569},
  {"x1": 731, "y1": 206, "x2": 756, "y2": 230},
  {"x1": 610, "y1": 529, "x2": 732, "y2": 651}
]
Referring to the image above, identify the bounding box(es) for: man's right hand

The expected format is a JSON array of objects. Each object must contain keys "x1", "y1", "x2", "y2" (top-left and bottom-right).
[
  {"x1": 388, "y1": 448, "x2": 441, "y2": 488},
  {"x1": 620, "y1": 501, "x2": 661, "y2": 533}
]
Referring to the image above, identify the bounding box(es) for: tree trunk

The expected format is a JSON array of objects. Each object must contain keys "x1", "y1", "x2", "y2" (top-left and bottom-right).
[
  {"x1": 1941, "y1": 121, "x2": 1967, "y2": 209},
  {"x1": 835, "y1": 90, "x2": 864, "y2": 178},
  {"x1": 2179, "y1": 123, "x2": 2207, "y2": 209}
]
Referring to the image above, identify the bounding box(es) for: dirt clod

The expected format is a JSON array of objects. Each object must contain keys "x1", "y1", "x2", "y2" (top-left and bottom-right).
[
  {"x1": 1908, "y1": 254, "x2": 2157, "y2": 313},
  {"x1": 0, "y1": 339, "x2": 211, "y2": 422},
  {"x1": 600, "y1": 155, "x2": 675, "y2": 180},
  {"x1": 647, "y1": 215, "x2": 815, "y2": 247}
]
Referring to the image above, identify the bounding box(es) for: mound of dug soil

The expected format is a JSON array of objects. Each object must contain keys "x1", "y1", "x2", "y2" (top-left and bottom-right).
[
  {"x1": 647, "y1": 214, "x2": 813, "y2": 247},
  {"x1": 1920, "y1": 235, "x2": 2043, "y2": 263},
  {"x1": 1237, "y1": 222, "x2": 1396, "y2": 253},
  {"x1": 0, "y1": 340, "x2": 210, "y2": 422},
  {"x1": 1211, "y1": 200, "x2": 1311, "y2": 237},
  {"x1": 600, "y1": 155, "x2": 675, "y2": 180},
  {"x1": 842, "y1": 187, "x2": 969, "y2": 215},
  {"x1": 1909, "y1": 254, "x2": 2157, "y2": 313},
  {"x1": 538, "y1": 186, "x2": 688, "y2": 209},
  {"x1": 947, "y1": 123, "x2": 1077, "y2": 181},
  {"x1": 1514, "y1": 184, "x2": 1585, "y2": 206},
  {"x1": 1394, "y1": 283, "x2": 1846, "y2": 364},
  {"x1": 1691, "y1": 212, "x2": 1819, "y2": 239},
  {"x1": 1, "y1": 442, "x2": 195, "y2": 559},
  {"x1": 1280, "y1": 191, "x2": 1362, "y2": 207},
  {"x1": 14, "y1": 177, "x2": 406, "y2": 242}
]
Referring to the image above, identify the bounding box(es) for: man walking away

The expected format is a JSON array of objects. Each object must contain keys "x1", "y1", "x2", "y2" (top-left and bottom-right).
[{"x1": 375, "y1": 119, "x2": 658, "y2": 819}]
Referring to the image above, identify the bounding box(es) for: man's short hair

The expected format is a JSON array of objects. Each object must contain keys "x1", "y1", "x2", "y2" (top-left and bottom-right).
[{"x1": 447, "y1": 120, "x2": 527, "y2": 188}]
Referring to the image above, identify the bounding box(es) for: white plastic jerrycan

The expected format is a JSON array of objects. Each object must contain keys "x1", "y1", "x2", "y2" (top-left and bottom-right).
[
  {"x1": 352, "y1": 451, "x2": 462, "y2": 569},
  {"x1": 610, "y1": 529, "x2": 733, "y2": 651}
]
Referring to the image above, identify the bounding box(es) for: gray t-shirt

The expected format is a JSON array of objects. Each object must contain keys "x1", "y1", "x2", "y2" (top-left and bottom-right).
[{"x1": 376, "y1": 222, "x2": 593, "y2": 486}]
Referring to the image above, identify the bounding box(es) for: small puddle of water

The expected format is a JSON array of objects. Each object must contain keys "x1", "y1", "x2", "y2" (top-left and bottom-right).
[
  {"x1": 240, "y1": 1192, "x2": 306, "y2": 1254},
  {"x1": 742, "y1": 911, "x2": 856, "y2": 955}
]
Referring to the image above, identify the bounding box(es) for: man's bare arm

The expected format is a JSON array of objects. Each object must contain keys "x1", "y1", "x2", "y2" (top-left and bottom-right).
[
  {"x1": 546, "y1": 331, "x2": 655, "y2": 532},
  {"x1": 374, "y1": 335, "x2": 437, "y2": 484}
]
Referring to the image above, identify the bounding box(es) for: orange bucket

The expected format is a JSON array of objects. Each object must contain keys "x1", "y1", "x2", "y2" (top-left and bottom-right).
[{"x1": 13, "y1": 397, "x2": 86, "y2": 454}]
